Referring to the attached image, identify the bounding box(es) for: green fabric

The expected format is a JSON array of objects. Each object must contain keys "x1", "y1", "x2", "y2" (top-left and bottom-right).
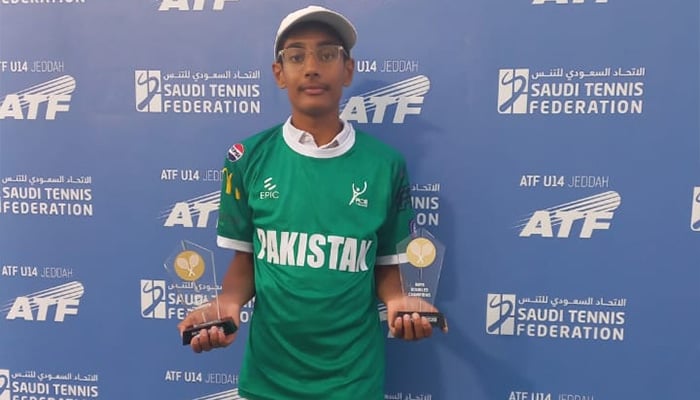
[{"x1": 217, "y1": 124, "x2": 414, "y2": 399}]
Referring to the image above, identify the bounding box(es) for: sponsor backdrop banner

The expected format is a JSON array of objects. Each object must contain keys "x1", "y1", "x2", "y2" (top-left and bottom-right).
[{"x1": 1, "y1": 0, "x2": 698, "y2": 399}]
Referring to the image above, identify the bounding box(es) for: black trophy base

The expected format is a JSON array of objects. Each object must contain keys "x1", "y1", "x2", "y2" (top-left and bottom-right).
[
  {"x1": 182, "y1": 317, "x2": 237, "y2": 345},
  {"x1": 397, "y1": 311, "x2": 446, "y2": 330}
]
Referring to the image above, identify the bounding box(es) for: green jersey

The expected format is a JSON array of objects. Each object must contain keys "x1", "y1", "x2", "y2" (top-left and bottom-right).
[{"x1": 217, "y1": 120, "x2": 414, "y2": 400}]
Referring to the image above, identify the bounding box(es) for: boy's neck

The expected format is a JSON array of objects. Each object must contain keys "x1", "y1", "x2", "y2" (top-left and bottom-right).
[{"x1": 290, "y1": 111, "x2": 343, "y2": 147}]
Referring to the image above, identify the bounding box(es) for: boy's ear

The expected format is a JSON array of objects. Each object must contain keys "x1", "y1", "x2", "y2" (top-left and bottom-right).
[
  {"x1": 343, "y1": 57, "x2": 354, "y2": 87},
  {"x1": 272, "y1": 62, "x2": 286, "y2": 88}
]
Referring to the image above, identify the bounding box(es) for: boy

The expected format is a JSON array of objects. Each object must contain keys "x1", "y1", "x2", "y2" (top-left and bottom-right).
[{"x1": 179, "y1": 6, "x2": 445, "y2": 399}]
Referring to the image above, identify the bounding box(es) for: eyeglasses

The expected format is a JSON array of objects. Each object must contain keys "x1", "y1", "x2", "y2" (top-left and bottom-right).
[{"x1": 277, "y1": 45, "x2": 347, "y2": 66}]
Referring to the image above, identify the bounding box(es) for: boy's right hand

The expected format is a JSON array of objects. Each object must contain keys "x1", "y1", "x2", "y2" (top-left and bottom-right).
[{"x1": 177, "y1": 295, "x2": 241, "y2": 353}]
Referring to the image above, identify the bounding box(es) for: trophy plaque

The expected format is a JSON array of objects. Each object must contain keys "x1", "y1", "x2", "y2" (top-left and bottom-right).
[
  {"x1": 396, "y1": 228, "x2": 446, "y2": 330},
  {"x1": 164, "y1": 240, "x2": 237, "y2": 345}
]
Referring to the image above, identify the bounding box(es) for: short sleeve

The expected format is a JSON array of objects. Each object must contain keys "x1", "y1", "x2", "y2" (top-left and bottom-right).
[
  {"x1": 216, "y1": 154, "x2": 254, "y2": 252},
  {"x1": 375, "y1": 157, "x2": 415, "y2": 265}
]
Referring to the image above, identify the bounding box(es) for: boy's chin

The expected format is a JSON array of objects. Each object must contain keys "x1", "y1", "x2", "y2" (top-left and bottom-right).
[{"x1": 296, "y1": 103, "x2": 337, "y2": 117}]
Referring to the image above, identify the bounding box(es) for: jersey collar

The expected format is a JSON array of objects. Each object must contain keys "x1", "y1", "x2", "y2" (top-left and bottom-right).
[{"x1": 282, "y1": 117, "x2": 356, "y2": 158}]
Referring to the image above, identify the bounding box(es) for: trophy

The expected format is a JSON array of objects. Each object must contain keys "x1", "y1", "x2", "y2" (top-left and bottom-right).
[
  {"x1": 164, "y1": 240, "x2": 237, "y2": 345},
  {"x1": 396, "y1": 228, "x2": 447, "y2": 330}
]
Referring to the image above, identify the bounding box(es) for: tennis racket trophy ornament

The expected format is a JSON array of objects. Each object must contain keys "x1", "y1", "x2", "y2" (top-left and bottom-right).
[
  {"x1": 396, "y1": 228, "x2": 447, "y2": 330},
  {"x1": 164, "y1": 240, "x2": 237, "y2": 345}
]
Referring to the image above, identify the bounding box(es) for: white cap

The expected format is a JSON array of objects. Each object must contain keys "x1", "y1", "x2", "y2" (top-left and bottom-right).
[{"x1": 274, "y1": 5, "x2": 357, "y2": 58}]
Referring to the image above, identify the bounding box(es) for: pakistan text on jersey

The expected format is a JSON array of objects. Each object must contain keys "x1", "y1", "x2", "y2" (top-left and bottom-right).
[{"x1": 256, "y1": 229, "x2": 373, "y2": 272}]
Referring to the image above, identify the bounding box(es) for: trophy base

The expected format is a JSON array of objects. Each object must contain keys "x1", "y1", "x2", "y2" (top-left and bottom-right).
[
  {"x1": 182, "y1": 317, "x2": 237, "y2": 345},
  {"x1": 397, "y1": 311, "x2": 446, "y2": 330}
]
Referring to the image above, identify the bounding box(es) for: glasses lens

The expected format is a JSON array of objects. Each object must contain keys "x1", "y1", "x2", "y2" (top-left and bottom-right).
[
  {"x1": 283, "y1": 48, "x2": 306, "y2": 64},
  {"x1": 316, "y1": 46, "x2": 340, "y2": 63},
  {"x1": 280, "y1": 46, "x2": 343, "y2": 65}
]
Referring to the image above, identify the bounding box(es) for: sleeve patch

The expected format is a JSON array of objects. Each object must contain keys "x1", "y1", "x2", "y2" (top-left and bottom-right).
[{"x1": 227, "y1": 143, "x2": 245, "y2": 162}]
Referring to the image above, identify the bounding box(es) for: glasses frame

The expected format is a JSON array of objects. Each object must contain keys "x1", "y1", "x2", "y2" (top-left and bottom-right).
[{"x1": 276, "y1": 45, "x2": 348, "y2": 66}]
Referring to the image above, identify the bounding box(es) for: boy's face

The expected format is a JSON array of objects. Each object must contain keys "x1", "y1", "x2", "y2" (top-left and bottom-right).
[{"x1": 272, "y1": 25, "x2": 354, "y2": 118}]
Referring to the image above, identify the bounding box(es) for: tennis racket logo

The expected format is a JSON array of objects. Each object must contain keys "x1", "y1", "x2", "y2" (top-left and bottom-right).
[
  {"x1": 174, "y1": 250, "x2": 205, "y2": 281},
  {"x1": 406, "y1": 238, "x2": 436, "y2": 267}
]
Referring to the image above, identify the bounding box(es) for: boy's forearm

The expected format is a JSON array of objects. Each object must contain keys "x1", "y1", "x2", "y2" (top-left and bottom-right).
[
  {"x1": 374, "y1": 264, "x2": 404, "y2": 304},
  {"x1": 222, "y1": 251, "x2": 256, "y2": 306}
]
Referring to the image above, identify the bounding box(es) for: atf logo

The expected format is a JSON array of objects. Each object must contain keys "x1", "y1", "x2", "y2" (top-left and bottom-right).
[
  {"x1": 0, "y1": 369, "x2": 8, "y2": 400},
  {"x1": 191, "y1": 389, "x2": 244, "y2": 400},
  {"x1": 516, "y1": 191, "x2": 621, "y2": 238},
  {"x1": 533, "y1": 0, "x2": 608, "y2": 4},
  {"x1": 498, "y1": 69, "x2": 528, "y2": 114},
  {"x1": 690, "y1": 187, "x2": 700, "y2": 231},
  {"x1": 0, "y1": 75, "x2": 75, "y2": 120},
  {"x1": 158, "y1": 0, "x2": 239, "y2": 11},
  {"x1": 1, "y1": 281, "x2": 84, "y2": 322},
  {"x1": 486, "y1": 294, "x2": 516, "y2": 335},
  {"x1": 340, "y1": 75, "x2": 429, "y2": 124},
  {"x1": 161, "y1": 191, "x2": 219, "y2": 228}
]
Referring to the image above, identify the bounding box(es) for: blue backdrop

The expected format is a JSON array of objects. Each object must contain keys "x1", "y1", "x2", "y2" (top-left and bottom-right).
[{"x1": 1, "y1": 1, "x2": 698, "y2": 399}]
